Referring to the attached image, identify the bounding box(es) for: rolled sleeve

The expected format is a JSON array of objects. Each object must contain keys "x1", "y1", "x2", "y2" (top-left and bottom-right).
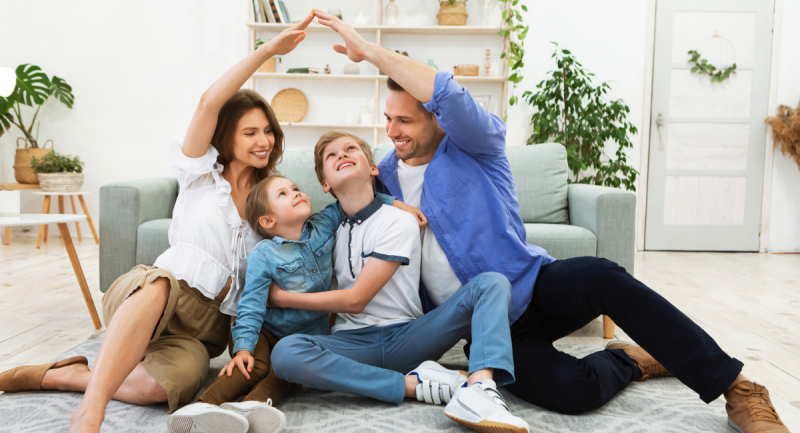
[
  {"x1": 369, "y1": 212, "x2": 418, "y2": 265},
  {"x1": 230, "y1": 250, "x2": 272, "y2": 355}
]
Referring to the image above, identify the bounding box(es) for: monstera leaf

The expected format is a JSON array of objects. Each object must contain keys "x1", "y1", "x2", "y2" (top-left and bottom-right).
[
  {"x1": 49, "y1": 76, "x2": 74, "y2": 108},
  {"x1": 14, "y1": 64, "x2": 51, "y2": 106},
  {"x1": 0, "y1": 96, "x2": 14, "y2": 139}
]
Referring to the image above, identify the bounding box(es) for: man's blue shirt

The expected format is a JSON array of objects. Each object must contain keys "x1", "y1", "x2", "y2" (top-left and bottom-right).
[{"x1": 376, "y1": 71, "x2": 555, "y2": 325}]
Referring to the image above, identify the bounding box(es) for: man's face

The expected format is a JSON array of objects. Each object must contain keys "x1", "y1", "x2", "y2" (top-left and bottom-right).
[
  {"x1": 320, "y1": 137, "x2": 378, "y2": 194},
  {"x1": 385, "y1": 90, "x2": 442, "y2": 165}
]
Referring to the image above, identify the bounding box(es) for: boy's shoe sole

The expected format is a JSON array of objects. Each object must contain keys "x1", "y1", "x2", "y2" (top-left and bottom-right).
[
  {"x1": 221, "y1": 401, "x2": 286, "y2": 433},
  {"x1": 167, "y1": 407, "x2": 248, "y2": 433},
  {"x1": 445, "y1": 414, "x2": 529, "y2": 433}
]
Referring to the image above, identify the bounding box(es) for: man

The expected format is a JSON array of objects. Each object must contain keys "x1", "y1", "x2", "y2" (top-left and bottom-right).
[{"x1": 311, "y1": 10, "x2": 789, "y2": 433}]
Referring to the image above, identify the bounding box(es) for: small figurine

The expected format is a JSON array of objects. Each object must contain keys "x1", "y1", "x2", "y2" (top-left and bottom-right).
[
  {"x1": 324, "y1": 64, "x2": 331, "y2": 74},
  {"x1": 485, "y1": 49, "x2": 491, "y2": 76}
]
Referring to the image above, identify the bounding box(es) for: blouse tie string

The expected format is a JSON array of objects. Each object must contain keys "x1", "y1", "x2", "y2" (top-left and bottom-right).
[{"x1": 229, "y1": 224, "x2": 248, "y2": 299}]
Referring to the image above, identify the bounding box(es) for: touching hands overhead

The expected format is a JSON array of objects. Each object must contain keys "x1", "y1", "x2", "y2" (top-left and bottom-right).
[
  {"x1": 263, "y1": 10, "x2": 315, "y2": 56},
  {"x1": 312, "y1": 10, "x2": 373, "y2": 63}
]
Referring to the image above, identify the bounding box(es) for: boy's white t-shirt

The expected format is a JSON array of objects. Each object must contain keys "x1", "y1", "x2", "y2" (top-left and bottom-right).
[
  {"x1": 396, "y1": 160, "x2": 463, "y2": 306},
  {"x1": 331, "y1": 199, "x2": 424, "y2": 333}
]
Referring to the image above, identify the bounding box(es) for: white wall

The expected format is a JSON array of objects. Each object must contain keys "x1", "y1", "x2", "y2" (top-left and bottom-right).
[{"x1": 768, "y1": 0, "x2": 800, "y2": 252}]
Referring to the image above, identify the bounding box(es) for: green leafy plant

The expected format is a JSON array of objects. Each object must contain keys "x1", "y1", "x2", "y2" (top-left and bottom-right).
[
  {"x1": 687, "y1": 49, "x2": 736, "y2": 83},
  {"x1": 0, "y1": 64, "x2": 75, "y2": 147},
  {"x1": 30, "y1": 151, "x2": 84, "y2": 174},
  {"x1": 499, "y1": 0, "x2": 528, "y2": 111},
  {"x1": 523, "y1": 43, "x2": 638, "y2": 191}
]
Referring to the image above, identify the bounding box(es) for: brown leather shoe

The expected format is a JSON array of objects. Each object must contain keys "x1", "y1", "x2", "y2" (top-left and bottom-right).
[
  {"x1": 605, "y1": 340, "x2": 672, "y2": 381},
  {"x1": 725, "y1": 381, "x2": 789, "y2": 433},
  {"x1": 0, "y1": 356, "x2": 88, "y2": 392}
]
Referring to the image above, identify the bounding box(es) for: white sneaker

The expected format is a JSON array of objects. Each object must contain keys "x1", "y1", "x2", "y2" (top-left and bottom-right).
[
  {"x1": 407, "y1": 360, "x2": 468, "y2": 405},
  {"x1": 167, "y1": 402, "x2": 248, "y2": 433},
  {"x1": 221, "y1": 399, "x2": 286, "y2": 433},
  {"x1": 444, "y1": 379, "x2": 530, "y2": 433}
]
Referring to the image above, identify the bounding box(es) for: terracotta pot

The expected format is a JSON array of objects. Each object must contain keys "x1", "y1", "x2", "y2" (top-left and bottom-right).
[
  {"x1": 437, "y1": 1, "x2": 468, "y2": 26},
  {"x1": 13, "y1": 138, "x2": 53, "y2": 184},
  {"x1": 259, "y1": 57, "x2": 277, "y2": 73}
]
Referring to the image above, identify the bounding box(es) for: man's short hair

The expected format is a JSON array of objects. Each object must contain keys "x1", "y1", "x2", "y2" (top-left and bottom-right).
[
  {"x1": 313, "y1": 131, "x2": 375, "y2": 198},
  {"x1": 386, "y1": 77, "x2": 433, "y2": 118}
]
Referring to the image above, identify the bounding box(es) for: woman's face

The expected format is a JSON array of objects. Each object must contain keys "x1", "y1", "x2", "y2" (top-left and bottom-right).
[{"x1": 231, "y1": 108, "x2": 275, "y2": 169}]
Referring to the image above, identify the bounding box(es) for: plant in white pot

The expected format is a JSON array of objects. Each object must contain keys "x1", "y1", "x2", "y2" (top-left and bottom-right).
[
  {"x1": 437, "y1": 0, "x2": 468, "y2": 26},
  {"x1": 30, "y1": 151, "x2": 85, "y2": 192}
]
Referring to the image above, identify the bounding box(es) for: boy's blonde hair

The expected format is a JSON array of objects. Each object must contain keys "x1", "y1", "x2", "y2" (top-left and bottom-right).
[
  {"x1": 313, "y1": 131, "x2": 375, "y2": 198},
  {"x1": 245, "y1": 174, "x2": 286, "y2": 239}
]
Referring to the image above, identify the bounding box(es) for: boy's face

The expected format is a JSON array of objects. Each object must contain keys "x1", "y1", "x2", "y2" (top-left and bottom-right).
[
  {"x1": 259, "y1": 177, "x2": 312, "y2": 233},
  {"x1": 320, "y1": 137, "x2": 378, "y2": 195}
]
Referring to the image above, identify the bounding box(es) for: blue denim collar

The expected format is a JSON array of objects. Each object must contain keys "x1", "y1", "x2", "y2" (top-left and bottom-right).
[
  {"x1": 341, "y1": 195, "x2": 383, "y2": 227},
  {"x1": 270, "y1": 221, "x2": 312, "y2": 246}
]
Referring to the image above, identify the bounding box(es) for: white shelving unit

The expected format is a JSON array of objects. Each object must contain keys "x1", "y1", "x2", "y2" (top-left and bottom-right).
[{"x1": 248, "y1": 1, "x2": 511, "y2": 146}]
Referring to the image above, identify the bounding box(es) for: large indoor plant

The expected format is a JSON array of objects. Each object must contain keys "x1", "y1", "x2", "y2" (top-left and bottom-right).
[
  {"x1": 523, "y1": 43, "x2": 638, "y2": 191},
  {"x1": 0, "y1": 64, "x2": 74, "y2": 184},
  {"x1": 30, "y1": 151, "x2": 84, "y2": 192}
]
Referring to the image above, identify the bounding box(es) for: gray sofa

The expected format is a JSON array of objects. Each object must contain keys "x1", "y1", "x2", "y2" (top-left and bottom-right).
[{"x1": 100, "y1": 143, "x2": 635, "y2": 335}]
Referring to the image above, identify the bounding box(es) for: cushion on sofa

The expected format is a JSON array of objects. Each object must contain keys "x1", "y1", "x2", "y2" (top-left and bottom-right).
[
  {"x1": 524, "y1": 223, "x2": 596, "y2": 260},
  {"x1": 277, "y1": 149, "x2": 337, "y2": 212},
  {"x1": 136, "y1": 218, "x2": 172, "y2": 266}
]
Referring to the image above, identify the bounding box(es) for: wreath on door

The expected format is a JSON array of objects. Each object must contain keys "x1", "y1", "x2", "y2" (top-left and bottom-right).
[{"x1": 687, "y1": 31, "x2": 737, "y2": 83}]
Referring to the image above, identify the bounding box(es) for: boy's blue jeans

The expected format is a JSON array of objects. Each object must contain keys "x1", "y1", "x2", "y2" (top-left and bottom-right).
[{"x1": 270, "y1": 272, "x2": 514, "y2": 405}]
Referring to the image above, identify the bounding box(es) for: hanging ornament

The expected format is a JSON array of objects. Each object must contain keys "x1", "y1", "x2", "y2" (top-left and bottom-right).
[{"x1": 687, "y1": 30, "x2": 737, "y2": 83}]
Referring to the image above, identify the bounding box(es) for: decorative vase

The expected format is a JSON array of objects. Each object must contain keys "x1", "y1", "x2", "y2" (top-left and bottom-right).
[
  {"x1": 13, "y1": 138, "x2": 53, "y2": 184},
  {"x1": 37, "y1": 172, "x2": 84, "y2": 193},
  {"x1": 437, "y1": 1, "x2": 468, "y2": 26},
  {"x1": 259, "y1": 57, "x2": 277, "y2": 73},
  {"x1": 386, "y1": 0, "x2": 398, "y2": 26}
]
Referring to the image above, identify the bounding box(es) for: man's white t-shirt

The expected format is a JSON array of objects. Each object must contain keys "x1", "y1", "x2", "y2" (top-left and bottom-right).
[
  {"x1": 397, "y1": 160, "x2": 463, "y2": 306},
  {"x1": 332, "y1": 201, "x2": 424, "y2": 333}
]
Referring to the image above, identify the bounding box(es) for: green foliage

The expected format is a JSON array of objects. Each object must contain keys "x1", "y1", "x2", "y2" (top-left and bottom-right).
[
  {"x1": 523, "y1": 43, "x2": 638, "y2": 191},
  {"x1": 687, "y1": 49, "x2": 736, "y2": 83},
  {"x1": 499, "y1": 0, "x2": 528, "y2": 111},
  {"x1": 0, "y1": 64, "x2": 75, "y2": 147},
  {"x1": 30, "y1": 151, "x2": 84, "y2": 174},
  {"x1": 254, "y1": 39, "x2": 281, "y2": 63}
]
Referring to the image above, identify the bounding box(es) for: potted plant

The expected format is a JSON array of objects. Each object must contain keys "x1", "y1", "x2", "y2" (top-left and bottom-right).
[
  {"x1": 0, "y1": 64, "x2": 74, "y2": 184},
  {"x1": 255, "y1": 39, "x2": 282, "y2": 73},
  {"x1": 30, "y1": 151, "x2": 85, "y2": 192},
  {"x1": 437, "y1": 0, "x2": 468, "y2": 26}
]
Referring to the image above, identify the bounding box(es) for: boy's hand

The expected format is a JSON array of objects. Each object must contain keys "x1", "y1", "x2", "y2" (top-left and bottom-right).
[
  {"x1": 267, "y1": 282, "x2": 286, "y2": 308},
  {"x1": 220, "y1": 350, "x2": 255, "y2": 379},
  {"x1": 393, "y1": 200, "x2": 428, "y2": 228}
]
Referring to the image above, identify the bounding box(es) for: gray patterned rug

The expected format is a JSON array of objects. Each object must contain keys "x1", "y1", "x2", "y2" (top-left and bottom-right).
[{"x1": 0, "y1": 336, "x2": 729, "y2": 432}]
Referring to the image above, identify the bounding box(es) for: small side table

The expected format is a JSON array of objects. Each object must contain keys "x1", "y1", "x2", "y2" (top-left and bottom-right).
[
  {"x1": 32, "y1": 191, "x2": 98, "y2": 248},
  {"x1": 0, "y1": 214, "x2": 102, "y2": 330},
  {"x1": 0, "y1": 183, "x2": 41, "y2": 246}
]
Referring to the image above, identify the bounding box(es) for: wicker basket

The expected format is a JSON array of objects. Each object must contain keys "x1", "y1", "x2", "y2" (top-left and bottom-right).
[
  {"x1": 37, "y1": 173, "x2": 84, "y2": 193},
  {"x1": 437, "y1": 1, "x2": 468, "y2": 26},
  {"x1": 272, "y1": 88, "x2": 309, "y2": 122},
  {"x1": 454, "y1": 64, "x2": 479, "y2": 76},
  {"x1": 13, "y1": 138, "x2": 53, "y2": 184}
]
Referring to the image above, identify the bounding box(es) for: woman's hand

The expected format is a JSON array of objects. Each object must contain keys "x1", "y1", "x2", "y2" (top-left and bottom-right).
[
  {"x1": 263, "y1": 10, "x2": 315, "y2": 56},
  {"x1": 393, "y1": 200, "x2": 428, "y2": 229},
  {"x1": 267, "y1": 281, "x2": 286, "y2": 308},
  {"x1": 219, "y1": 350, "x2": 255, "y2": 380}
]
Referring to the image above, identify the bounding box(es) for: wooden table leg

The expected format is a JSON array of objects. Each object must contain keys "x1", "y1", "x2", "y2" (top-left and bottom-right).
[
  {"x1": 2, "y1": 226, "x2": 10, "y2": 245},
  {"x1": 57, "y1": 223, "x2": 102, "y2": 330},
  {"x1": 69, "y1": 195, "x2": 83, "y2": 241},
  {"x1": 37, "y1": 195, "x2": 51, "y2": 248},
  {"x1": 603, "y1": 315, "x2": 616, "y2": 339},
  {"x1": 78, "y1": 195, "x2": 98, "y2": 244}
]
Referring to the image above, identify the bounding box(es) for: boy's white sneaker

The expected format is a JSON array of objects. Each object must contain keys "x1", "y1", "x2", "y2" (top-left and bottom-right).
[
  {"x1": 221, "y1": 399, "x2": 286, "y2": 433},
  {"x1": 167, "y1": 402, "x2": 248, "y2": 433},
  {"x1": 444, "y1": 379, "x2": 530, "y2": 433},
  {"x1": 407, "y1": 360, "x2": 468, "y2": 405}
]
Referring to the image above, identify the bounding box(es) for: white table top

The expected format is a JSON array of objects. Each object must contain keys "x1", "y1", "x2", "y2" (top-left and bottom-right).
[
  {"x1": 0, "y1": 214, "x2": 87, "y2": 226},
  {"x1": 31, "y1": 191, "x2": 90, "y2": 196}
]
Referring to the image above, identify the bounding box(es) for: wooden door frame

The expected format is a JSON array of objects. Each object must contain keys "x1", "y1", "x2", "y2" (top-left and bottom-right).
[{"x1": 635, "y1": 0, "x2": 783, "y2": 252}]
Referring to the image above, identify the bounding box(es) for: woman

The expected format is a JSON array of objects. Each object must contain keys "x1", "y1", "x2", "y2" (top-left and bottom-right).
[{"x1": 0, "y1": 11, "x2": 316, "y2": 433}]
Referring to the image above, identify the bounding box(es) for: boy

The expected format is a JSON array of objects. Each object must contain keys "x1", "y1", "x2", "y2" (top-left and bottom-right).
[{"x1": 267, "y1": 131, "x2": 530, "y2": 433}]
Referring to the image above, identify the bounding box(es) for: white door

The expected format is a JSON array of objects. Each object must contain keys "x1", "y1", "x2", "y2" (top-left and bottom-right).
[{"x1": 645, "y1": 0, "x2": 774, "y2": 251}]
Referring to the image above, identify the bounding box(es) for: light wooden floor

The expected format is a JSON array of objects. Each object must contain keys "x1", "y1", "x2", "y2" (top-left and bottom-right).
[{"x1": 1, "y1": 235, "x2": 799, "y2": 430}]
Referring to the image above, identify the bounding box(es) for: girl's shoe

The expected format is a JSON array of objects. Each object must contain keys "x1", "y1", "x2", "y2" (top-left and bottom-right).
[
  {"x1": 221, "y1": 399, "x2": 286, "y2": 433},
  {"x1": 167, "y1": 403, "x2": 248, "y2": 433}
]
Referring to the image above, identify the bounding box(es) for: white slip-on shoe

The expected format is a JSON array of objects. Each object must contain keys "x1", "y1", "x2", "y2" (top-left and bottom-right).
[
  {"x1": 407, "y1": 360, "x2": 468, "y2": 405},
  {"x1": 167, "y1": 402, "x2": 248, "y2": 433},
  {"x1": 444, "y1": 379, "x2": 530, "y2": 433},
  {"x1": 221, "y1": 399, "x2": 286, "y2": 433}
]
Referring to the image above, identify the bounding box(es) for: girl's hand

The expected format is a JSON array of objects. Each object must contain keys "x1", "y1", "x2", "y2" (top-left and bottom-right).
[
  {"x1": 264, "y1": 10, "x2": 315, "y2": 56},
  {"x1": 393, "y1": 200, "x2": 428, "y2": 229},
  {"x1": 219, "y1": 350, "x2": 255, "y2": 379},
  {"x1": 267, "y1": 281, "x2": 286, "y2": 308}
]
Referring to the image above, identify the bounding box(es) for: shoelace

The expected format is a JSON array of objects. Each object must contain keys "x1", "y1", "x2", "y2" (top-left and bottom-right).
[
  {"x1": 734, "y1": 384, "x2": 783, "y2": 425},
  {"x1": 416, "y1": 379, "x2": 452, "y2": 405}
]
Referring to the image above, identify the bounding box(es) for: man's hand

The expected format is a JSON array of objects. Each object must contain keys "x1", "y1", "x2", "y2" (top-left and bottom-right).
[
  {"x1": 393, "y1": 200, "x2": 428, "y2": 229},
  {"x1": 313, "y1": 10, "x2": 373, "y2": 63},
  {"x1": 220, "y1": 350, "x2": 255, "y2": 380},
  {"x1": 264, "y1": 10, "x2": 315, "y2": 56}
]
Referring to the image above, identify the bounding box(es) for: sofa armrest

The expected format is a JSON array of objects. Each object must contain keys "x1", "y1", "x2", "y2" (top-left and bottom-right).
[
  {"x1": 567, "y1": 184, "x2": 636, "y2": 274},
  {"x1": 99, "y1": 177, "x2": 179, "y2": 292}
]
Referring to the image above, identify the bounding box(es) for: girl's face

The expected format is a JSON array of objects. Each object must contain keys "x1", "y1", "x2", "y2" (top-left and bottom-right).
[
  {"x1": 259, "y1": 177, "x2": 313, "y2": 234},
  {"x1": 232, "y1": 108, "x2": 275, "y2": 169}
]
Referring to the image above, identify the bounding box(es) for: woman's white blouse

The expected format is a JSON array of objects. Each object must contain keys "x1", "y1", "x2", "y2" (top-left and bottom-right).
[{"x1": 153, "y1": 137, "x2": 260, "y2": 316}]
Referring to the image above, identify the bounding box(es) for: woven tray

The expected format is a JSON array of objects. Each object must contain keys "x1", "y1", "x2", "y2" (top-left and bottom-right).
[{"x1": 272, "y1": 88, "x2": 308, "y2": 123}]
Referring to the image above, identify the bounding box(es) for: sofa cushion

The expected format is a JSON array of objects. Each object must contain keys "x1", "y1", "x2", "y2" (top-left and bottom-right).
[
  {"x1": 136, "y1": 218, "x2": 172, "y2": 266},
  {"x1": 524, "y1": 223, "x2": 596, "y2": 260},
  {"x1": 278, "y1": 149, "x2": 337, "y2": 212}
]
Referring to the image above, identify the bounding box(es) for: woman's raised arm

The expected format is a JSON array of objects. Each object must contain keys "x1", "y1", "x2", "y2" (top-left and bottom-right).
[{"x1": 181, "y1": 10, "x2": 316, "y2": 158}]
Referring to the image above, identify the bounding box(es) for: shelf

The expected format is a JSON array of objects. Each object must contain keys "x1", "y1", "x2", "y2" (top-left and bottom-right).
[
  {"x1": 247, "y1": 23, "x2": 504, "y2": 36},
  {"x1": 254, "y1": 73, "x2": 507, "y2": 83},
  {"x1": 279, "y1": 122, "x2": 382, "y2": 129}
]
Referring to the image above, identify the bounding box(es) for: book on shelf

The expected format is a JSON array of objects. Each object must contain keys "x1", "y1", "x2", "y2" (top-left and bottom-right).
[
  {"x1": 287, "y1": 67, "x2": 319, "y2": 74},
  {"x1": 268, "y1": 0, "x2": 281, "y2": 23},
  {"x1": 277, "y1": 1, "x2": 291, "y2": 24},
  {"x1": 251, "y1": 0, "x2": 260, "y2": 22},
  {"x1": 260, "y1": 0, "x2": 273, "y2": 23}
]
